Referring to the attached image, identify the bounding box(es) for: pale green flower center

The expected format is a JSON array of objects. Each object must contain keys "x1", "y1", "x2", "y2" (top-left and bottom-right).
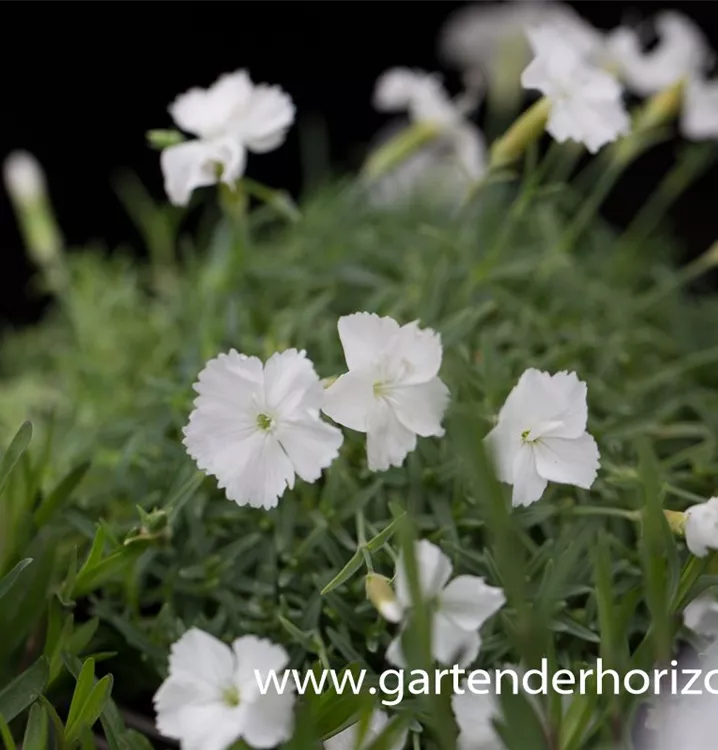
[
  {"x1": 521, "y1": 429, "x2": 539, "y2": 444},
  {"x1": 222, "y1": 685, "x2": 241, "y2": 707},
  {"x1": 373, "y1": 381, "x2": 389, "y2": 397},
  {"x1": 256, "y1": 413, "x2": 273, "y2": 431}
]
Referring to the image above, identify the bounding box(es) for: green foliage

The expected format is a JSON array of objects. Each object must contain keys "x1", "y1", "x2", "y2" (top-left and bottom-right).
[{"x1": 1, "y1": 159, "x2": 718, "y2": 748}]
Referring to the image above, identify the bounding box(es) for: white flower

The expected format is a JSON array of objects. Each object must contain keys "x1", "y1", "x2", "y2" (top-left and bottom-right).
[
  {"x1": 322, "y1": 313, "x2": 450, "y2": 471},
  {"x1": 452, "y1": 688, "x2": 502, "y2": 750},
  {"x1": 521, "y1": 24, "x2": 631, "y2": 153},
  {"x1": 440, "y1": 1, "x2": 604, "y2": 79},
  {"x1": 324, "y1": 710, "x2": 407, "y2": 750},
  {"x1": 684, "y1": 497, "x2": 718, "y2": 557},
  {"x1": 384, "y1": 540, "x2": 505, "y2": 667},
  {"x1": 374, "y1": 68, "x2": 461, "y2": 128},
  {"x1": 183, "y1": 349, "x2": 343, "y2": 510},
  {"x1": 606, "y1": 12, "x2": 711, "y2": 97},
  {"x1": 371, "y1": 68, "x2": 487, "y2": 189},
  {"x1": 684, "y1": 595, "x2": 718, "y2": 639},
  {"x1": 161, "y1": 70, "x2": 295, "y2": 206},
  {"x1": 681, "y1": 78, "x2": 718, "y2": 140},
  {"x1": 636, "y1": 641, "x2": 718, "y2": 750},
  {"x1": 154, "y1": 628, "x2": 295, "y2": 750},
  {"x1": 485, "y1": 369, "x2": 600, "y2": 508}
]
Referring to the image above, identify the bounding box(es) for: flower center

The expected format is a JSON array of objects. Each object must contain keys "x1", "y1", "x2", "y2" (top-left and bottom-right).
[
  {"x1": 373, "y1": 381, "x2": 389, "y2": 397},
  {"x1": 256, "y1": 413, "x2": 273, "y2": 431},
  {"x1": 521, "y1": 429, "x2": 539, "y2": 444},
  {"x1": 222, "y1": 685, "x2": 241, "y2": 707}
]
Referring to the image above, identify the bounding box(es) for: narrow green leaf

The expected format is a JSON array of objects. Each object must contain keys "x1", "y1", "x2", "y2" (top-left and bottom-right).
[
  {"x1": 366, "y1": 513, "x2": 405, "y2": 552},
  {"x1": 65, "y1": 659, "x2": 96, "y2": 733},
  {"x1": 65, "y1": 675, "x2": 113, "y2": 746},
  {"x1": 320, "y1": 550, "x2": 364, "y2": 595},
  {"x1": 0, "y1": 657, "x2": 49, "y2": 723},
  {"x1": 0, "y1": 558, "x2": 33, "y2": 601},
  {"x1": 0, "y1": 422, "x2": 33, "y2": 497},
  {"x1": 22, "y1": 703, "x2": 49, "y2": 750}
]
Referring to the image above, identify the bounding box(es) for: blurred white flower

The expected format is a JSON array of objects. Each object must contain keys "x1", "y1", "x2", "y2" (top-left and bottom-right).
[
  {"x1": 521, "y1": 25, "x2": 631, "y2": 153},
  {"x1": 374, "y1": 68, "x2": 461, "y2": 128},
  {"x1": 161, "y1": 70, "x2": 295, "y2": 206},
  {"x1": 154, "y1": 628, "x2": 295, "y2": 750},
  {"x1": 606, "y1": 12, "x2": 711, "y2": 97},
  {"x1": 369, "y1": 68, "x2": 487, "y2": 203},
  {"x1": 322, "y1": 313, "x2": 450, "y2": 471},
  {"x1": 183, "y1": 349, "x2": 343, "y2": 510},
  {"x1": 452, "y1": 687, "x2": 502, "y2": 750},
  {"x1": 685, "y1": 497, "x2": 718, "y2": 557},
  {"x1": 439, "y1": 1, "x2": 605, "y2": 80},
  {"x1": 636, "y1": 640, "x2": 718, "y2": 750},
  {"x1": 684, "y1": 595, "x2": 718, "y2": 639},
  {"x1": 682, "y1": 78, "x2": 718, "y2": 140},
  {"x1": 324, "y1": 710, "x2": 407, "y2": 750},
  {"x1": 485, "y1": 369, "x2": 600, "y2": 508},
  {"x1": 384, "y1": 540, "x2": 505, "y2": 667}
]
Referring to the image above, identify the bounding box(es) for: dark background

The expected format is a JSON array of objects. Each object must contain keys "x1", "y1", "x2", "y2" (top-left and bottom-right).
[{"x1": 2, "y1": 1, "x2": 718, "y2": 328}]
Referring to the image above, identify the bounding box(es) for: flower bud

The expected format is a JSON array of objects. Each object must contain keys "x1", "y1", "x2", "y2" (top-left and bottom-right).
[
  {"x1": 663, "y1": 509, "x2": 687, "y2": 537},
  {"x1": 3, "y1": 151, "x2": 64, "y2": 272},
  {"x1": 146, "y1": 129, "x2": 185, "y2": 149},
  {"x1": 365, "y1": 573, "x2": 402, "y2": 623}
]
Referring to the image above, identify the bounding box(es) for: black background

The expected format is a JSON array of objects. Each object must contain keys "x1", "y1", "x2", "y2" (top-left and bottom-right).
[{"x1": 2, "y1": 1, "x2": 718, "y2": 328}]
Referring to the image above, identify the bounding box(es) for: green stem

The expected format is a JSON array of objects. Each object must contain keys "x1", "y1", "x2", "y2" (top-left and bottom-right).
[
  {"x1": 556, "y1": 159, "x2": 626, "y2": 253},
  {"x1": 616, "y1": 145, "x2": 717, "y2": 255},
  {"x1": 568, "y1": 506, "x2": 641, "y2": 521},
  {"x1": 665, "y1": 484, "x2": 708, "y2": 505}
]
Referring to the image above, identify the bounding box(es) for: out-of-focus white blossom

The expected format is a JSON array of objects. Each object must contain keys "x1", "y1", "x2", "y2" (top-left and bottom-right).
[
  {"x1": 606, "y1": 12, "x2": 712, "y2": 97},
  {"x1": 684, "y1": 497, "x2": 718, "y2": 557},
  {"x1": 636, "y1": 641, "x2": 718, "y2": 750},
  {"x1": 521, "y1": 25, "x2": 631, "y2": 153},
  {"x1": 682, "y1": 78, "x2": 718, "y2": 140},
  {"x1": 452, "y1": 687, "x2": 502, "y2": 750},
  {"x1": 684, "y1": 595, "x2": 718, "y2": 639},
  {"x1": 439, "y1": 1, "x2": 604, "y2": 81},
  {"x1": 369, "y1": 68, "x2": 487, "y2": 203},
  {"x1": 383, "y1": 540, "x2": 505, "y2": 667},
  {"x1": 161, "y1": 70, "x2": 295, "y2": 206}
]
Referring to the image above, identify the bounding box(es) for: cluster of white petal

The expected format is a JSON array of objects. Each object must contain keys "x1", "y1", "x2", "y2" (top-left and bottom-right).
[
  {"x1": 521, "y1": 25, "x2": 630, "y2": 153},
  {"x1": 485, "y1": 369, "x2": 601, "y2": 507},
  {"x1": 161, "y1": 70, "x2": 295, "y2": 206},
  {"x1": 441, "y1": 4, "x2": 718, "y2": 146},
  {"x1": 183, "y1": 314, "x2": 450, "y2": 508},
  {"x1": 154, "y1": 628, "x2": 295, "y2": 750}
]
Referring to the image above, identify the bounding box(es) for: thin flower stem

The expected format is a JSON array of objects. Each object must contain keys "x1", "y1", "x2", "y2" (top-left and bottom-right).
[
  {"x1": 556, "y1": 159, "x2": 625, "y2": 253},
  {"x1": 356, "y1": 512, "x2": 374, "y2": 572},
  {"x1": 616, "y1": 145, "x2": 717, "y2": 255},
  {"x1": 664, "y1": 484, "x2": 707, "y2": 505},
  {"x1": 568, "y1": 506, "x2": 641, "y2": 522}
]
